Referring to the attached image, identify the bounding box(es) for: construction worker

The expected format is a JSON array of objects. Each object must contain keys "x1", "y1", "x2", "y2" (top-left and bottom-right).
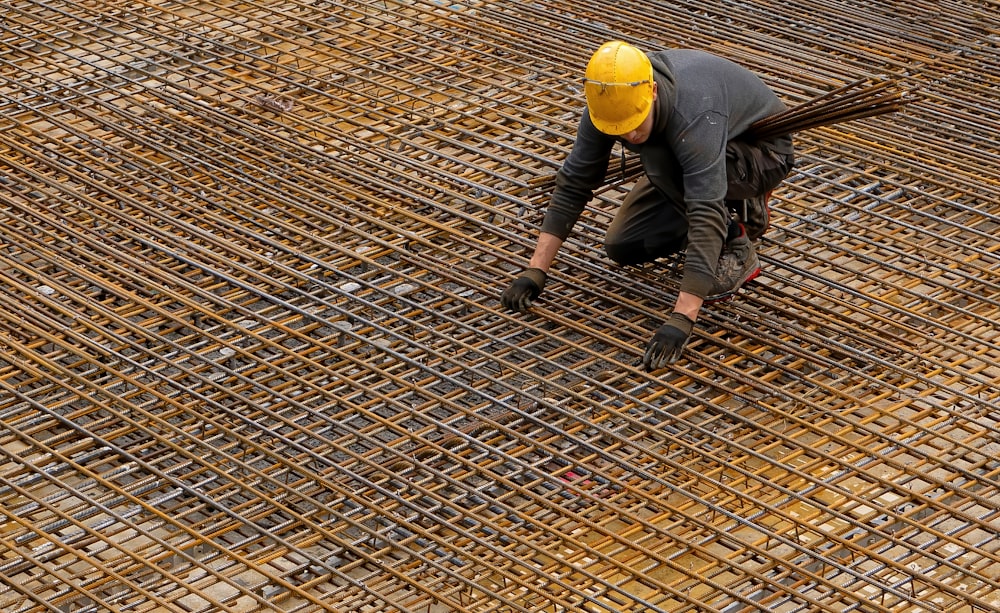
[{"x1": 501, "y1": 41, "x2": 795, "y2": 370}]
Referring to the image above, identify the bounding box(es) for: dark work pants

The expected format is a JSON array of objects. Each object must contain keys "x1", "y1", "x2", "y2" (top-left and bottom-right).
[{"x1": 604, "y1": 137, "x2": 795, "y2": 266}]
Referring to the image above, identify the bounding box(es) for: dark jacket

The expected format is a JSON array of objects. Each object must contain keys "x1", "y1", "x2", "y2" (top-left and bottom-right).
[{"x1": 541, "y1": 49, "x2": 790, "y2": 298}]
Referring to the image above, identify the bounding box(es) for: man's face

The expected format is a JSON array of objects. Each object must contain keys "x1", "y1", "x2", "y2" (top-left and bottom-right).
[
  {"x1": 620, "y1": 108, "x2": 654, "y2": 145},
  {"x1": 619, "y1": 82, "x2": 658, "y2": 145}
]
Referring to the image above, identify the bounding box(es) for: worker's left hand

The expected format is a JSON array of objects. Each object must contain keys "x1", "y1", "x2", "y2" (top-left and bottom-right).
[
  {"x1": 642, "y1": 313, "x2": 695, "y2": 371},
  {"x1": 501, "y1": 268, "x2": 547, "y2": 312}
]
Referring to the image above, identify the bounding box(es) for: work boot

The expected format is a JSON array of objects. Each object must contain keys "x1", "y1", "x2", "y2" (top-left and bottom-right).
[
  {"x1": 704, "y1": 226, "x2": 761, "y2": 303},
  {"x1": 740, "y1": 190, "x2": 772, "y2": 241}
]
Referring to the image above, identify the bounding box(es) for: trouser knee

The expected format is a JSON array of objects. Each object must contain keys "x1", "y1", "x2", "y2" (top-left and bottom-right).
[
  {"x1": 605, "y1": 240, "x2": 648, "y2": 266},
  {"x1": 605, "y1": 234, "x2": 686, "y2": 266}
]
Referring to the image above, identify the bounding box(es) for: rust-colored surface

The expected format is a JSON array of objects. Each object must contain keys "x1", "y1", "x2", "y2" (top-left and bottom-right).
[{"x1": 0, "y1": 1, "x2": 997, "y2": 611}]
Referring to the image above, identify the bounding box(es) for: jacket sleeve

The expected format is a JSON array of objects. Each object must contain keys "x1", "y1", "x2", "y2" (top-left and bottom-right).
[
  {"x1": 675, "y1": 111, "x2": 731, "y2": 298},
  {"x1": 681, "y1": 196, "x2": 730, "y2": 298},
  {"x1": 540, "y1": 112, "x2": 616, "y2": 240}
]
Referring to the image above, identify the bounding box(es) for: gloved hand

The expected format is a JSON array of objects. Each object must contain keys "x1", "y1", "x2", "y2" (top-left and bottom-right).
[
  {"x1": 501, "y1": 268, "x2": 547, "y2": 312},
  {"x1": 642, "y1": 312, "x2": 695, "y2": 371}
]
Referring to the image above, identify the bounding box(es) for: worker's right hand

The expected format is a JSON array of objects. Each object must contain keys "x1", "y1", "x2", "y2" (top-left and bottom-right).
[{"x1": 501, "y1": 268, "x2": 547, "y2": 312}]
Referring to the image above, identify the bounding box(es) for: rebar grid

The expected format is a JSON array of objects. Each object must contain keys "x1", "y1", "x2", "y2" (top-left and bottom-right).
[{"x1": 0, "y1": 1, "x2": 997, "y2": 612}]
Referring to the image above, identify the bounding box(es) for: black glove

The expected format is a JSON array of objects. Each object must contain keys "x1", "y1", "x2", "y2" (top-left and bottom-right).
[
  {"x1": 501, "y1": 268, "x2": 547, "y2": 312},
  {"x1": 642, "y1": 313, "x2": 695, "y2": 371}
]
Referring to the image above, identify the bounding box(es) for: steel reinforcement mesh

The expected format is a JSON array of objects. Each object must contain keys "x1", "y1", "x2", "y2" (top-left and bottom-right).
[{"x1": 0, "y1": 1, "x2": 998, "y2": 612}]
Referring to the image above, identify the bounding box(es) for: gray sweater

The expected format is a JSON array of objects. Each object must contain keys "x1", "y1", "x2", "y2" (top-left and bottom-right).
[{"x1": 542, "y1": 49, "x2": 790, "y2": 298}]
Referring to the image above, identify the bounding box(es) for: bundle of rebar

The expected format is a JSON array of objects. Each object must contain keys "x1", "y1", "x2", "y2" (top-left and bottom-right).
[{"x1": 745, "y1": 77, "x2": 915, "y2": 140}]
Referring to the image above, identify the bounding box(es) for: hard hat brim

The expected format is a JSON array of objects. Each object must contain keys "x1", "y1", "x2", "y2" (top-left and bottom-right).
[{"x1": 587, "y1": 98, "x2": 652, "y2": 136}]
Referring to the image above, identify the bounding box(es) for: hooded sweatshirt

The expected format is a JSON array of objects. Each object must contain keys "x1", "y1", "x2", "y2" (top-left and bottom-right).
[{"x1": 541, "y1": 48, "x2": 791, "y2": 298}]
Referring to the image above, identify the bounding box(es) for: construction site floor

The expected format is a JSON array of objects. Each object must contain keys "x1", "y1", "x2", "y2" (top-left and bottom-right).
[{"x1": 0, "y1": 1, "x2": 998, "y2": 612}]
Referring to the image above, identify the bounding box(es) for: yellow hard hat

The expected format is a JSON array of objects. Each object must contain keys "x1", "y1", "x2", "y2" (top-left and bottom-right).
[{"x1": 583, "y1": 41, "x2": 654, "y2": 136}]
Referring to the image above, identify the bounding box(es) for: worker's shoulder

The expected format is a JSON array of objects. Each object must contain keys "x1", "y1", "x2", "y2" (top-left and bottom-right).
[{"x1": 653, "y1": 48, "x2": 741, "y2": 70}]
